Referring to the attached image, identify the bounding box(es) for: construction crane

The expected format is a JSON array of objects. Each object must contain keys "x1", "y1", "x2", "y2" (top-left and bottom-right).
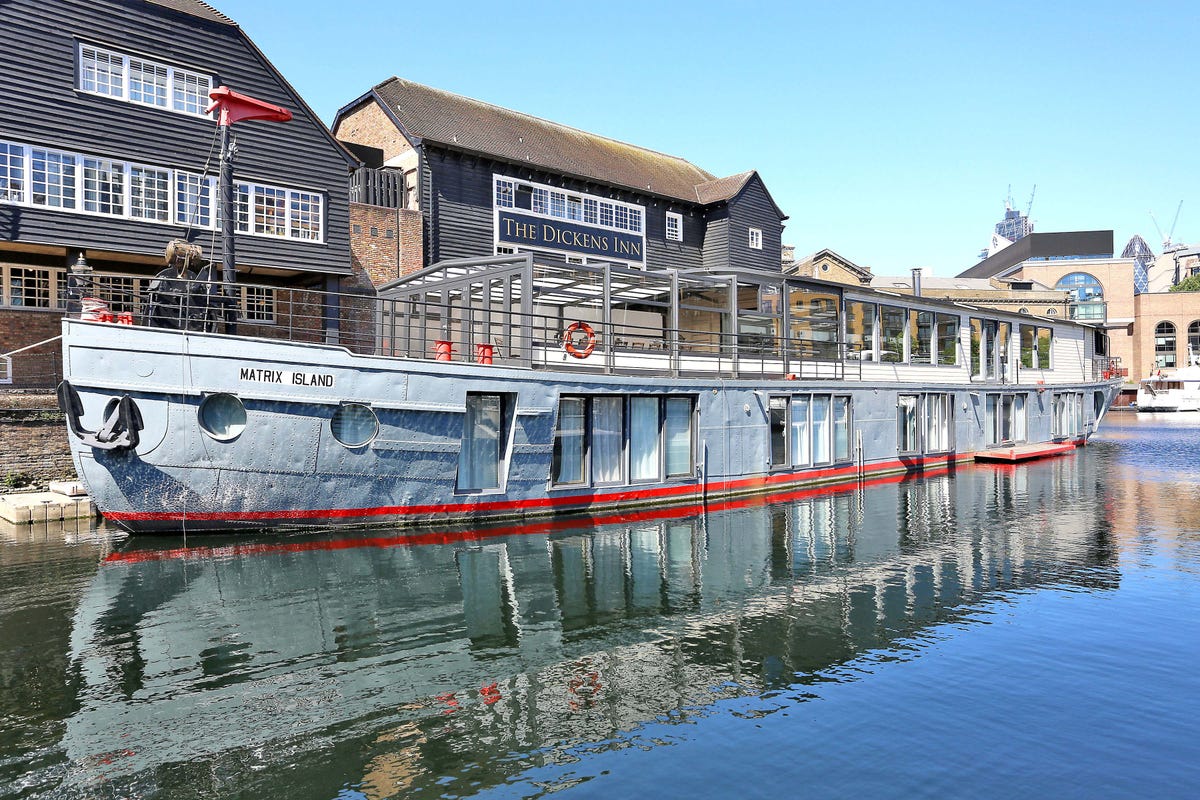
[
  {"x1": 1150, "y1": 200, "x2": 1184, "y2": 252},
  {"x1": 1026, "y1": 185, "x2": 1036, "y2": 217}
]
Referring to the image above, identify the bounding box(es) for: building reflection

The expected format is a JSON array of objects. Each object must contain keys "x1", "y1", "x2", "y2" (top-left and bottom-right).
[{"x1": 6, "y1": 453, "x2": 1119, "y2": 797}]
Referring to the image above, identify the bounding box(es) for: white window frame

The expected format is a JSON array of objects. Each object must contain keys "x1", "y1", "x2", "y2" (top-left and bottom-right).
[
  {"x1": 77, "y1": 42, "x2": 213, "y2": 119},
  {"x1": 175, "y1": 171, "x2": 215, "y2": 227},
  {"x1": 0, "y1": 139, "x2": 323, "y2": 242},
  {"x1": 492, "y1": 174, "x2": 645, "y2": 235},
  {"x1": 0, "y1": 142, "x2": 25, "y2": 203},
  {"x1": 666, "y1": 211, "x2": 683, "y2": 242},
  {"x1": 749, "y1": 227, "x2": 763, "y2": 250}
]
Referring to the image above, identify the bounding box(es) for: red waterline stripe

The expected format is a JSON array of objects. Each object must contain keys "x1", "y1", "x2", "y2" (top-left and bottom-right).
[
  {"x1": 102, "y1": 467, "x2": 948, "y2": 564},
  {"x1": 104, "y1": 455, "x2": 963, "y2": 524}
]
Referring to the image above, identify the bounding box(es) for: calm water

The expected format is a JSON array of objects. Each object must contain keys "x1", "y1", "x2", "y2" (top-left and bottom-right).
[{"x1": 3, "y1": 411, "x2": 1200, "y2": 799}]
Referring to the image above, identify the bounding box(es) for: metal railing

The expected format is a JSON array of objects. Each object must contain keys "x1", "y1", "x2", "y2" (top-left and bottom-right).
[
  {"x1": 1, "y1": 336, "x2": 64, "y2": 389},
  {"x1": 64, "y1": 278, "x2": 852, "y2": 381}
]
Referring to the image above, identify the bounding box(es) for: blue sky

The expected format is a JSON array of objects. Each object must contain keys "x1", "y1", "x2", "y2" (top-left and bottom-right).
[{"x1": 213, "y1": 0, "x2": 1198, "y2": 276}]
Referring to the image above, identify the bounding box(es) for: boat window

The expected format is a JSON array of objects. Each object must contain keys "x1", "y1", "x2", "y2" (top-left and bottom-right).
[
  {"x1": 330, "y1": 403, "x2": 379, "y2": 448},
  {"x1": 769, "y1": 396, "x2": 788, "y2": 468},
  {"x1": 986, "y1": 392, "x2": 1027, "y2": 446},
  {"x1": 997, "y1": 322, "x2": 1011, "y2": 380},
  {"x1": 198, "y1": 393, "x2": 246, "y2": 441},
  {"x1": 923, "y1": 393, "x2": 954, "y2": 453},
  {"x1": 458, "y1": 393, "x2": 505, "y2": 492},
  {"x1": 790, "y1": 396, "x2": 811, "y2": 466},
  {"x1": 811, "y1": 395, "x2": 832, "y2": 464},
  {"x1": 592, "y1": 397, "x2": 626, "y2": 484},
  {"x1": 833, "y1": 395, "x2": 852, "y2": 461},
  {"x1": 789, "y1": 285, "x2": 841, "y2": 362},
  {"x1": 1037, "y1": 327, "x2": 1052, "y2": 369},
  {"x1": 1000, "y1": 394, "x2": 1015, "y2": 443},
  {"x1": 1020, "y1": 324, "x2": 1037, "y2": 369},
  {"x1": 909, "y1": 310, "x2": 934, "y2": 364},
  {"x1": 664, "y1": 398, "x2": 694, "y2": 477},
  {"x1": 1053, "y1": 392, "x2": 1084, "y2": 438},
  {"x1": 936, "y1": 314, "x2": 959, "y2": 366},
  {"x1": 630, "y1": 396, "x2": 662, "y2": 481},
  {"x1": 552, "y1": 397, "x2": 587, "y2": 485},
  {"x1": 845, "y1": 301, "x2": 876, "y2": 361},
  {"x1": 880, "y1": 306, "x2": 906, "y2": 364},
  {"x1": 897, "y1": 395, "x2": 920, "y2": 454}
]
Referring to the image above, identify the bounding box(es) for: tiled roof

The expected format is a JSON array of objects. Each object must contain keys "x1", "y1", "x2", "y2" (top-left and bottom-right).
[
  {"x1": 695, "y1": 172, "x2": 754, "y2": 205},
  {"x1": 145, "y1": 0, "x2": 236, "y2": 25},
  {"x1": 372, "y1": 77, "x2": 749, "y2": 205}
]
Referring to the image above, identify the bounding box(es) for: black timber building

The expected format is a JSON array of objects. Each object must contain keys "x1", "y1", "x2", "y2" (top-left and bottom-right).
[
  {"x1": 0, "y1": 0, "x2": 355, "y2": 386},
  {"x1": 333, "y1": 78, "x2": 787, "y2": 283}
]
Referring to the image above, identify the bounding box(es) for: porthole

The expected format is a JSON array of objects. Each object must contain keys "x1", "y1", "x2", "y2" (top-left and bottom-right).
[
  {"x1": 331, "y1": 403, "x2": 378, "y2": 448},
  {"x1": 198, "y1": 393, "x2": 246, "y2": 441}
]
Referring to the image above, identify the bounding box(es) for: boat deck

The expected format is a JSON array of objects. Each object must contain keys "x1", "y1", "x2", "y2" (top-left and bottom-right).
[{"x1": 973, "y1": 442, "x2": 1078, "y2": 463}]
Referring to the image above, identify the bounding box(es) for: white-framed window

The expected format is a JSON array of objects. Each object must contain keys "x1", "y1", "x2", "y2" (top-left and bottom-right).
[
  {"x1": 173, "y1": 70, "x2": 210, "y2": 116},
  {"x1": 614, "y1": 205, "x2": 630, "y2": 230},
  {"x1": 128, "y1": 58, "x2": 168, "y2": 108},
  {"x1": 82, "y1": 157, "x2": 125, "y2": 215},
  {"x1": 495, "y1": 178, "x2": 514, "y2": 208},
  {"x1": 531, "y1": 187, "x2": 549, "y2": 215},
  {"x1": 1, "y1": 139, "x2": 323, "y2": 242},
  {"x1": 175, "y1": 171, "x2": 214, "y2": 227},
  {"x1": 31, "y1": 148, "x2": 77, "y2": 208},
  {"x1": 77, "y1": 42, "x2": 212, "y2": 118},
  {"x1": 666, "y1": 211, "x2": 683, "y2": 242},
  {"x1": 289, "y1": 191, "x2": 323, "y2": 241},
  {"x1": 251, "y1": 185, "x2": 287, "y2": 236},
  {"x1": 79, "y1": 45, "x2": 123, "y2": 98},
  {"x1": 236, "y1": 181, "x2": 323, "y2": 241},
  {"x1": 749, "y1": 227, "x2": 763, "y2": 250},
  {"x1": 240, "y1": 285, "x2": 275, "y2": 323},
  {"x1": 0, "y1": 143, "x2": 24, "y2": 202},
  {"x1": 130, "y1": 166, "x2": 170, "y2": 221},
  {"x1": 493, "y1": 175, "x2": 644, "y2": 235}
]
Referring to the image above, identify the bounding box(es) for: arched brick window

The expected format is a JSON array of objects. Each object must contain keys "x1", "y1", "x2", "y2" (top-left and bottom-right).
[{"x1": 1155, "y1": 321, "x2": 1177, "y2": 368}]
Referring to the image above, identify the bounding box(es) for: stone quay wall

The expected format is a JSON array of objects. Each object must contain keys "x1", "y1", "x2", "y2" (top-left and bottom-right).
[{"x1": 0, "y1": 393, "x2": 74, "y2": 490}]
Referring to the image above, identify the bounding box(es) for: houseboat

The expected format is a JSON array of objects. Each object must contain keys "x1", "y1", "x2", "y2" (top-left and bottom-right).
[
  {"x1": 57, "y1": 244, "x2": 1120, "y2": 534},
  {"x1": 1135, "y1": 349, "x2": 1200, "y2": 411}
]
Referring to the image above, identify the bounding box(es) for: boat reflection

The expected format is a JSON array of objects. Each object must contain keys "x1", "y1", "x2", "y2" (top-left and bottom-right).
[{"x1": 60, "y1": 457, "x2": 1117, "y2": 797}]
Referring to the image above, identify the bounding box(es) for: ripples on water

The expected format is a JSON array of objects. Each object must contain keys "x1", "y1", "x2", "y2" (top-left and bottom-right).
[{"x1": 2, "y1": 411, "x2": 1200, "y2": 799}]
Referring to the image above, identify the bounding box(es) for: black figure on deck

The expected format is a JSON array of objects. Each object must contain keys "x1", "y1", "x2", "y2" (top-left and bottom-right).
[
  {"x1": 144, "y1": 239, "x2": 204, "y2": 330},
  {"x1": 144, "y1": 239, "x2": 239, "y2": 333}
]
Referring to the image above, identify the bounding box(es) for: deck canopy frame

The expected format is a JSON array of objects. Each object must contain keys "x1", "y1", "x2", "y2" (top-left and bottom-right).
[{"x1": 376, "y1": 254, "x2": 847, "y2": 378}]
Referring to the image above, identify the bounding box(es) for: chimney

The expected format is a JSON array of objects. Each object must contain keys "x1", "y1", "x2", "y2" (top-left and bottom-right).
[{"x1": 911, "y1": 267, "x2": 923, "y2": 297}]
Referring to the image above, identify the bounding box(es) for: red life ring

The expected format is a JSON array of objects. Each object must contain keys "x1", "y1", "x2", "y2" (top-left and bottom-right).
[{"x1": 563, "y1": 321, "x2": 596, "y2": 359}]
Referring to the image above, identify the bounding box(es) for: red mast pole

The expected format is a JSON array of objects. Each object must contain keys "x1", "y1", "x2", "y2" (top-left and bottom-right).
[{"x1": 204, "y1": 87, "x2": 292, "y2": 326}]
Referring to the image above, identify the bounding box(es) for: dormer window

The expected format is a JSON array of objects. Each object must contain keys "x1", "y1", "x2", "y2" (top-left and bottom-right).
[
  {"x1": 666, "y1": 211, "x2": 682, "y2": 241},
  {"x1": 78, "y1": 43, "x2": 213, "y2": 118}
]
